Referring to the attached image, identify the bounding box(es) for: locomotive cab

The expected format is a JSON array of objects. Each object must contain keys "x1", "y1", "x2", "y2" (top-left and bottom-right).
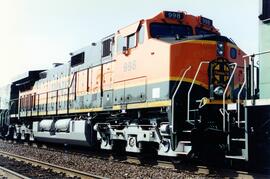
[
  {"x1": 104, "y1": 11, "x2": 246, "y2": 159},
  {"x1": 140, "y1": 11, "x2": 246, "y2": 160}
]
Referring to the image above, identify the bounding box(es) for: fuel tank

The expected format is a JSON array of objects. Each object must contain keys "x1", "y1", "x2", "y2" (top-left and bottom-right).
[
  {"x1": 54, "y1": 118, "x2": 71, "y2": 132},
  {"x1": 39, "y1": 120, "x2": 53, "y2": 131}
]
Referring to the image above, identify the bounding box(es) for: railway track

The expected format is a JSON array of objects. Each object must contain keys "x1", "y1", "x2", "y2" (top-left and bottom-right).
[
  {"x1": 125, "y1": 156, "x2": 269, "y2": 178},
  {"x1": 0, "y1": 166, "x2": 30, "y2": 179},
  {"x1": 1, "y1": 140, "x2": 269, "y2": 178},
  {"x1": 0, "y1": 150, "x2": 106, "y2": 179}
]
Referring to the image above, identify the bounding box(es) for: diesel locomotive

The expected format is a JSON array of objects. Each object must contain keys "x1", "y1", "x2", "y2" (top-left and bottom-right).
[{"x1": 1, "y1": 11, "x2": 265, "y2": 164}]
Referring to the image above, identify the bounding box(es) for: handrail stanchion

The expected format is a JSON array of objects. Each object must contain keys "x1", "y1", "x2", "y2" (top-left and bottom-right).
[
  {"x1": 187, "y1": 61, "x2": 209, "y2": 122},
  {"x1": 222, "y1": 63, "x2": 237, "y2": 132},
  {"x1": 237, "y1": 59, "x2": 247, "y2": 127},
  {"x1": 171, "y1": 66, "x2": 191, "y2": 133}
]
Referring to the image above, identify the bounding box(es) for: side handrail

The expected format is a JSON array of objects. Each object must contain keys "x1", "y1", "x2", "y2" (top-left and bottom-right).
[
  {"x1": 3, "y1": 110, "x2": 9, "y2": 126},
  {"x1": 0, "y1": 111, "x2": 4, "y2": 127},
  {"x1": 219, "y1": 108, "x2": 230, "y2": 120},
  {"x1": 222, "y1": 63, "x2": 237, "y2": 132},
  {"x1": 187, "y1": 61, "x2": 209, "y2": 122},
  {"x1": 237, "y1": 59, "x2": 247, "y2": 127},
  {"x1": 171, "y1": 66, "x2": 191, "y2": 133},
  {"x1": 219, "y1": 108, "x2": 231, "y2": 150}
]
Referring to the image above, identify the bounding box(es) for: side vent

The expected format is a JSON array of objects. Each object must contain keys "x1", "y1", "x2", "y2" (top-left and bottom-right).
[
  {"x1": 102, "y1": 39, "x2": 112, "y2": 57},
  {"x1": 71, "y1": 52, "x2": 85, "y2": 67}
]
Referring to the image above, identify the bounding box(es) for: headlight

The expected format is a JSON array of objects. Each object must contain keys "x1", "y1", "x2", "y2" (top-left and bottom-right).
[
  {"x1": 217, "y1": 50, "x2": 224, "y2": 56},
  {"x1": 214, "y1": 86, "x2": 224, "y2": 96},
  {"x1": 217, "y1": 42, "x2": 224, "y2": 57},
  {"x1": 218, "y1": 43, "x2": 224, "y2": 48}
]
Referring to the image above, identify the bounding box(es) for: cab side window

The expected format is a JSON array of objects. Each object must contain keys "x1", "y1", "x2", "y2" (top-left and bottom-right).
[
  {"x1": 117, "y1": 36, "x2": 126, "y2": 53},
  {"x1": 260, "y1": 0, "x2": 270, "y2": 21},
  {"x1": 138, "y1": 26, "x2": 145, "y2": 44},
  {"x1": 117, "y1": 26, "x2": 142, "y2": 54},
  {"x1": 127, "y1": 33, "x2": 136, "y2": 49}
]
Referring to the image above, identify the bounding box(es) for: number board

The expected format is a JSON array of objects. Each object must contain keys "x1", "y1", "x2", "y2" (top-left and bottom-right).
[
  {"x1": 200, "y1": 16, "x2": 213, "y2": 26},
  {"x1": 164, "y1": 11, "x2": 184, "y2": 20}
]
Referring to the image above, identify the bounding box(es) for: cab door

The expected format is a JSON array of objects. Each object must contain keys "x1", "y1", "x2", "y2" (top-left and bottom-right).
[
  {"x1": 101, "y1": 35, "x2": 114, "y2": 109},
  {"x1": 102, "y1": 63, "x2": 113, "y2": 108}
]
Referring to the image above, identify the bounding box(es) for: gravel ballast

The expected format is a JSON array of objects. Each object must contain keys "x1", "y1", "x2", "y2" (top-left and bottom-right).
[{"x1": 0, "y1": 140, "x2": 216, "y2": 178}]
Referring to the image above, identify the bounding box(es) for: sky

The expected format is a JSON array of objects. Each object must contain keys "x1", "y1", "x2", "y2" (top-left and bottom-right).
[{"x1": 0, "y1": 0, "x2": 259, "y2": 86}]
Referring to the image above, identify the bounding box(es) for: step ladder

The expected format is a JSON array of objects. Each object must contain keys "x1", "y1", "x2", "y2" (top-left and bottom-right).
[
  {"x1": 171, "y1": 65, "x2": 192, "y2": 153},
  {"x1": 224, "y1": 103, "x2": 248, "y2": 161},
  {"x1": 223, "y1": 60, "x2": 249, "y2": 161},
  {"x1": 177, "y1": 62, "x2": 210, "y2": 154}
]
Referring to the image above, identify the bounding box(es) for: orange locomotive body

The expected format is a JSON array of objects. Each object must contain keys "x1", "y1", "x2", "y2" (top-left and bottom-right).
[{"x1": 7, "y1": 11, "x2": 246, "y2": 159}]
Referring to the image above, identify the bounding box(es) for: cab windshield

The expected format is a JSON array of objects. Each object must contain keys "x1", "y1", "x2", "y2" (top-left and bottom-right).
[
  {"x1": 195, "y1": 27, "x2": 218, "y2": 35},
  {"x1": 150, "y1": 23, "x2": 193, "y2": 39}
]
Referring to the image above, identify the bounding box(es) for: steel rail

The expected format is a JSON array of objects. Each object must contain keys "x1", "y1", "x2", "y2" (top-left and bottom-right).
[
  {"x1": 0, "y1": 150, "x2": 107, "y2": 179},
  {"x1": 0, "y1": 166, "x2": 30, "y2": 179}
]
